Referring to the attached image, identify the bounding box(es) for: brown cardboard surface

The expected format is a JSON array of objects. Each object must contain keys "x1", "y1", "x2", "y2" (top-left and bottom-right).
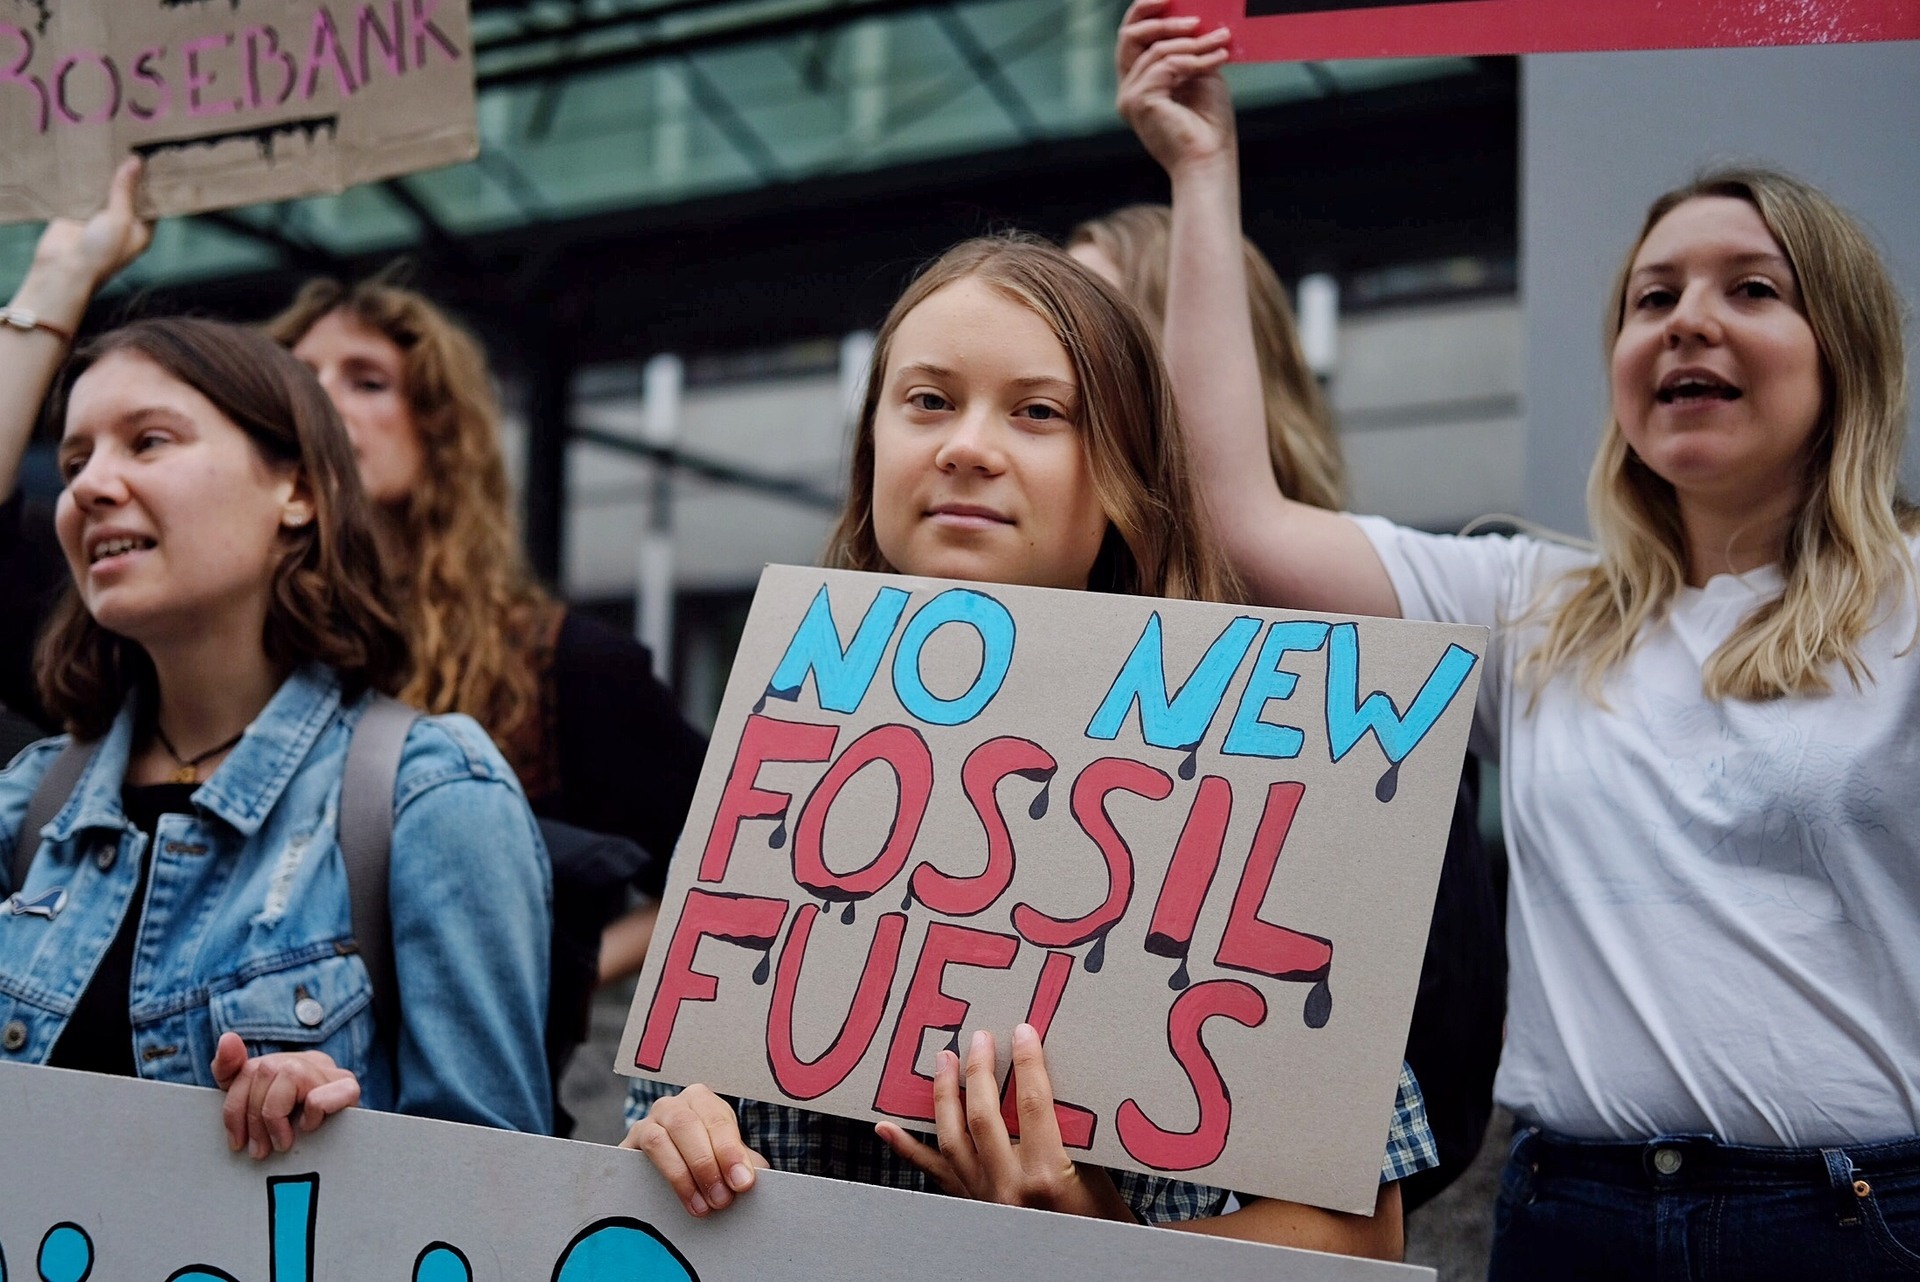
[
  {"x1": 618, "y1": 567, "x2": 1486, "y2": 1215},
  {"x1": 0, "y1": 0, "x2": 475, "y2": 223},
  {"x1": 0, "y1": 1062, "x2": 1437, "y2": 1280}
]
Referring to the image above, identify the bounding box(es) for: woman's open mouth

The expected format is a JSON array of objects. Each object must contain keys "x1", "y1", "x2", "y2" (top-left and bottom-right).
[{"x1": 1656, "y1": 372, "x2": 1742, "y2": 405}]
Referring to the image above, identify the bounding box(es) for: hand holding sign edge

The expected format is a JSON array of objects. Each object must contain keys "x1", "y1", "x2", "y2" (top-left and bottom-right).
[
  {"x1": 875, "y1": 1024, "x2": 1137, "y2": 1223},
  {"x1": 621, "y1": 1083, "x2": 771, "y2": 1218},
  {"x1": 1117, "y1": 0, "x2": 1235, "y2": 181},
  {"x1": 210, "y1": 1031, "x2": 361, "y2": 1160}
]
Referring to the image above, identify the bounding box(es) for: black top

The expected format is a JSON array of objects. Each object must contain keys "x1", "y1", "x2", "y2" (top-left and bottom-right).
[
  {"x1": 46, "y1": 781, "x2": 197, "y2": 1077},
  {"x1": 0, "y1": 491, "x2": 706, "y2": 896},
  {"x1": 0, "y1": 492, "x2": 68, "y2": 731},
  {"x1": 544, "y1": 610, "x2": 705, "y2": 899}
]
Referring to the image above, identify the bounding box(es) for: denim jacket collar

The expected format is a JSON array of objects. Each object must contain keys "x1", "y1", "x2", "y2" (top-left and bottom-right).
[{"x1": 43, "y1": 665, "x2": 346, "y2": 843}]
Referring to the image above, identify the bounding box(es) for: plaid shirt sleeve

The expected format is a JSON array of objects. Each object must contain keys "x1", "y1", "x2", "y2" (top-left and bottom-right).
[
  {"x1": 628, "y1": 1057, "x2": 1437, "y2": 1212},
  {"x1": 1379, "y1": 1059, "x2": 1440, "y2": 1184}
]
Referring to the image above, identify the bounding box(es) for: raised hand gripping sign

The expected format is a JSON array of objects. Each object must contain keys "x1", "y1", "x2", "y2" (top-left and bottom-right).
[
  {"x1": 0, "y1": 0, "x2": 476, "y2": 222},
  {"x1": 1176, "y1": 0, "x2": 1920, "y2": 61},
  {"x1": 617, "y1": 567, "x2": 1485, "y2": 1214}
]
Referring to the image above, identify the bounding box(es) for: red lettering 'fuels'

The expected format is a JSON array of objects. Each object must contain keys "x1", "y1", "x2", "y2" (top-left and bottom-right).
[
  {"x1": 1116, "y1": 980, "x2": 1268, "y2": 1171},
  {"x1": 997, "y1": 950, "x2": 1097, "y2": 1149},
  {"x1": 766, "y1": 905, "x2": 907, "y2": 1100},
  {"x1": 634, "y1": 889, "x2": 788, "y2": 1072},
  {"x1": 872, "y1": 922, "x2": 1019, "y2": 1122}
]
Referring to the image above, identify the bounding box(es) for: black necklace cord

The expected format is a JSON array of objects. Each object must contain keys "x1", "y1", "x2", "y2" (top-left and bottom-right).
[{"x1": 151, "y1": 723, "x2": 246, "y2": 783}]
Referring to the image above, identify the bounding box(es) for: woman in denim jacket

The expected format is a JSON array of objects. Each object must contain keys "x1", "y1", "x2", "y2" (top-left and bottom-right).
[{"x1": 0, "y1": 317, "x2": 551, "y2": 1153}]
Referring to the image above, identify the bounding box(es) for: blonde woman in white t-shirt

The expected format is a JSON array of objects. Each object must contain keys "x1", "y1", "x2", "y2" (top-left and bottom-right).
[{"x1": 1117, "y1": 3, "x2": 1920, "y2": 1277}]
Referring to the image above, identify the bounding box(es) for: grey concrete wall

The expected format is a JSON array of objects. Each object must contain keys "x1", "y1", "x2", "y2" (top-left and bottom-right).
[
  {"x1": 1336, "y1": 298, "x2": 1524, "y2": 533},
  {"x1": 1521, "y1": 41, "x2": 1920, "y2": 536}
]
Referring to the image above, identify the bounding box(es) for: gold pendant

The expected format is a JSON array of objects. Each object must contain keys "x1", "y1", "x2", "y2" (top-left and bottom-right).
[{"x1": 172, "y1": 766, "x2": 199, "y2": 785}]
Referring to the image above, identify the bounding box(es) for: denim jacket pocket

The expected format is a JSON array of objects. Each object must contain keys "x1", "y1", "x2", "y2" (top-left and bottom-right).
[{"x1": 208, "y1": 952, "x2": 373, "y2": 1073}]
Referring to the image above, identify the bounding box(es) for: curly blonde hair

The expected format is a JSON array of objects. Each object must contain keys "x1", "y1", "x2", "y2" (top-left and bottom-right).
[
  {"x1": 1523, "y1": 168, "x2": 1917, "y2": 703},
  {"x1": 1070, "y1": 204, "x2": 1346, "y2": 512},
  {"x1": 266, "y1": 279, "x2": 561, "y2": 788}
]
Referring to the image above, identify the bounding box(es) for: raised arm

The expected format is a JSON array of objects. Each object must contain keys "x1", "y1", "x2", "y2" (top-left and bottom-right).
[
  {"x1": 1118, "y1": 3, "x2": 1398, "y2": 618},
  {"x1": 0, "y1": 158, "x2": 152, "y2": 498}
]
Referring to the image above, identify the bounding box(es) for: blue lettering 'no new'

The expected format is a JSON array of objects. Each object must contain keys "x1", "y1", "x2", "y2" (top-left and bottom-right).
[
  {"x1": 1085, "y1": 613, "x2": 1262, "y2": 750},
  {"x1": 1324, "y1": 623, "x2": 1477, "y2": 763},
  {"x1": 767, "y1": 585, "x2": 910, "y2": 714},
  {"x1": 1221, "y1": 620, "x2": 1332, "y2": 759},
  {"x1": 890, "y1": 590, "x2": 1015, "y2": 726}
]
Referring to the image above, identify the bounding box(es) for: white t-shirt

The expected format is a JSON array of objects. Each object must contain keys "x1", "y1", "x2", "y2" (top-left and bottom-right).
[{"x1": 1355, "y1": 515, "x2": 1920, "y2": 1146}]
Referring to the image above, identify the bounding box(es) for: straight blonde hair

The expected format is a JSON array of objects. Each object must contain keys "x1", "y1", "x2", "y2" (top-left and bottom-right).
[
  {"x1": 1524, "y1": 168, "x2": 1916, "y2": 703},
  {"x1": 826, "y1": 234, "x2": 1239, "y2": 605},
  {"x1": 1069, "y1": 204, "x2": 1346, "y2": 512}
]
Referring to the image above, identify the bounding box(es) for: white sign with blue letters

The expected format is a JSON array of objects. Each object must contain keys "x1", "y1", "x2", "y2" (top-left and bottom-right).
[{"x1": 0, "y1": 1062, "x2": 1433, "y2": 1280}]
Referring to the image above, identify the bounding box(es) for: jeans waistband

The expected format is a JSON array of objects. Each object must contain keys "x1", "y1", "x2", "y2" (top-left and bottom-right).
[{"x1": 1514, "y1": 1124, "x2": 1920, "y2": 1192}]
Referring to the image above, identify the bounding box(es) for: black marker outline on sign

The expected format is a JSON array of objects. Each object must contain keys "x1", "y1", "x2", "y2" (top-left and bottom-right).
[{"x1": 132, "y1": 114, "x2": 340, "y2": 162}]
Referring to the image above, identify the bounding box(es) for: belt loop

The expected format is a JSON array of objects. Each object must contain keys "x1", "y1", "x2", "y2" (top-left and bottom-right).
[{"x1": 1821, "y1": 1147, "x2": 1861, "y2": 1227}]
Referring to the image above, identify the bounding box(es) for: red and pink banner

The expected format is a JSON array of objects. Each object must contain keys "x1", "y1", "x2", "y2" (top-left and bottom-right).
[{"x1": 1176, "y1": 0, "x2": 1920, "y2": 62}]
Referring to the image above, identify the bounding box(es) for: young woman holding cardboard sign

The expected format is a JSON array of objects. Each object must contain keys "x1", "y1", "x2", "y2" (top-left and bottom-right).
[
  {"x1": 1122, "y1": 1, "x2": 1920, "y2": 1275},
  {"x1": 622, "y1": 234, "x2": 1438, "y2": 1259}
]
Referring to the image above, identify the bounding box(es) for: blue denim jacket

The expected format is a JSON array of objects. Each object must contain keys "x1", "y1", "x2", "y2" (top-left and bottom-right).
[{"x1": 0, "y1": 665, "x2": 552, "y2": 1133}]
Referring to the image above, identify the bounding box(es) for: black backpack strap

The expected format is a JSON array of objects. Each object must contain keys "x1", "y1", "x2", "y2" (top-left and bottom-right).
[
  {"x1": 9, "y1": 739, "x2": 94, "y2": 893},
  {"x1": 338, "y1": 695, "x2": 418, "y2": 1043}
]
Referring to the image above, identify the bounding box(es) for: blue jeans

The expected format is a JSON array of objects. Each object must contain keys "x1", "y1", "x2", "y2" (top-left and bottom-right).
[{"x1": 1489, "y1": 1125, "x2": 1920, "y2": 1281}]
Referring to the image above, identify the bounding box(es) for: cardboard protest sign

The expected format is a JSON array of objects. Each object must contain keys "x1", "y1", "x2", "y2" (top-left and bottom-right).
[
  {"x1": 618, "y1": 566, "x2": 1484, "y2": 1214},
  {"x1": 1176, "y1": 0, "x2": 1920, "y2": 62},
  {"x1": 0, "y1": 1063, "x2": 1436, "y2": 1281},
  {"x1": 0, "y1": 0, "x2": 476, "y2": 223}
]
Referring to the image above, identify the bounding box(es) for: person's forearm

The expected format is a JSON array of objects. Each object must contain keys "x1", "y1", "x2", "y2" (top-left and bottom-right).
[
  {"x1": 1164, "y1": 150, "x2": 1279, "y2": 526},
  {"x1": 598, "y1": 900, "x2": 659, "y2": 986},
  {"x1": 1166, "y1": 1182, "x2": 1404, "y2": 1260},
  {"x1": 1161, "y1": 147, "x2": 1398, "y2": 616},
  {"x1": 1, "y1": 257, "x2": 97, "y2": 498}
]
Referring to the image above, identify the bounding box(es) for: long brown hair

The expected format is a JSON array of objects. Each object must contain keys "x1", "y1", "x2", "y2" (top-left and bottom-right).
[
  {"x1": 1523, "y1": 167, "x2": 1916, "y2": 702},
  {"x1": 36, "y1": 318, "x2": 407, "y2": 739},
  {"x1": 825, "y1": 234, "x2": 1238, "y2": 604},
  {"x1": 1070, "y1": 204, "x2": 1346, "y2": 511},
  {"x1": 265, "y1": 279, "x2": 561, "y2": 789}
]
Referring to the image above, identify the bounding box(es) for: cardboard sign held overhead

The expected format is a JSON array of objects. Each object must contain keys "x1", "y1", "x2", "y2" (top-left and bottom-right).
[
  {"x1": 0, "y1": 0, "x2": 477, "y2": 223},
  {"x1": 1176, "y1": 0, "x2": 1920, "y2": 62},
  {"x1": 618, "y1": 566, "x2": 1485, "y2": 1215},
  {"x1": 0, "y1": 1064, "x2": 1437, "y2": 1281}
]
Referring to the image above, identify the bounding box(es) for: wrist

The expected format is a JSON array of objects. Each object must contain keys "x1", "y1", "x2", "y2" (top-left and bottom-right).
[
  {"x1": 12, "y1": 261, "x2": 98, "y2": 330},
  {"x1": 1059, "y1": 1166, "x2": 1137, "y2": 1223},
  {"x1": 1166, "y1": 147, "x2": 1239, "y2": 190}
]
